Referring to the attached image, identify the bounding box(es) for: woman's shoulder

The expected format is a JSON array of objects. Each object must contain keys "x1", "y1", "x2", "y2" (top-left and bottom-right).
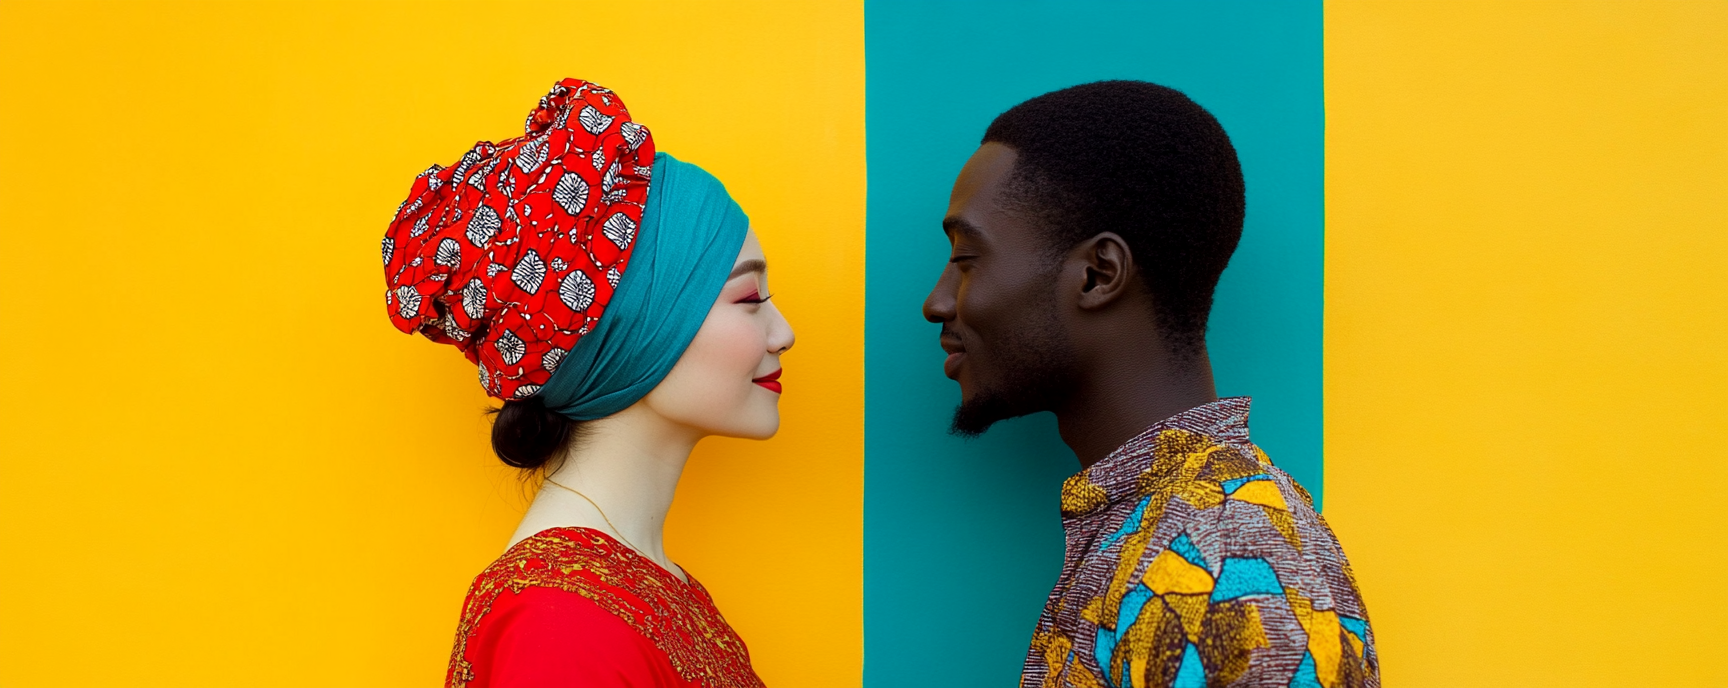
[
  {"x1": 458, "y1": 527, "x2": 669, "y2": 639},
  {"x1": 451, "y1": 585, "x2": 687, "y2": 688},
  {"x1": 447, "y1": 527, "x2": 762, "y2": 688},
  {"x1": 447, "y1": 528, "x2": 684, "y2": 687}
]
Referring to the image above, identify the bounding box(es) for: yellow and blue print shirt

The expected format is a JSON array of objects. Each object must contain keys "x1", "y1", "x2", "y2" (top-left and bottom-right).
[{"x1": 1023, "y1": 398, "x2": 1378, "y2": 688}]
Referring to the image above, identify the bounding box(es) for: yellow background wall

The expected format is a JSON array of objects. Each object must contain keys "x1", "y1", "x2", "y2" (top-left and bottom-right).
[
  {"x1": 1325, "y1": 2, "x2": 1727, "y2": 686},
  {"x1": 0, "y1": 1, "x2": 864, "y2": 686}
]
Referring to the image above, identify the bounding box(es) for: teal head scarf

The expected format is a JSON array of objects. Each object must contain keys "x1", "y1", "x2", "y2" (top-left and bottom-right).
[{"x1": 536, "y1": 153, "x2": 750, "y2": 420}]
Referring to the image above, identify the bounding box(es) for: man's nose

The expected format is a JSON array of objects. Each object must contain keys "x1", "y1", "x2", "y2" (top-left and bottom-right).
[{"x1": 923, "y1": 266, "x2": 956, "y2": 324}]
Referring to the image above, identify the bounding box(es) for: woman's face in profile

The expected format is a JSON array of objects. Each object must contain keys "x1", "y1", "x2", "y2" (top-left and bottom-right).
[{"x1": 643, "y1": 229, "x2": 795, "y2": 439}]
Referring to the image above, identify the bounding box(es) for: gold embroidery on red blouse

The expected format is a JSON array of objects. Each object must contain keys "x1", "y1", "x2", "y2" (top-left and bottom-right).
[{"x1": 446, "y1": 527, "x2": 762, "y2": 688}]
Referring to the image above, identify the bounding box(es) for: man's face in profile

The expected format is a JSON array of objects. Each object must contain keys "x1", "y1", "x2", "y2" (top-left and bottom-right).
[{"x1": 923, "y1": 143, "x2": 1075, "y2": 436}]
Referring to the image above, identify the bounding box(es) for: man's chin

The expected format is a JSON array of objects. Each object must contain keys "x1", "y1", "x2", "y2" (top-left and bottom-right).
[
  {"x1": 948, "y1": 405, "x2": 993, "y2": 438},
  {"x1": 946, "y1": 342, "x2": 1069, "y2": 438},
  {"x1": 950, "y1": 393, "x2": 1031, "y2": 438}
]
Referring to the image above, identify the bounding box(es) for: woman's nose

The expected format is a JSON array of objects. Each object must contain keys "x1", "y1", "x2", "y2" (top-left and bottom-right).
[{"x1": 768, "y1": 302, "x2": 795, "y2": 353}]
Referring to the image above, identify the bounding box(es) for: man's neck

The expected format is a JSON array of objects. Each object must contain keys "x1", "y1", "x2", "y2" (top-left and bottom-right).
[{"x1": 1055, "y1": 348, "x2": 1219, "y2": 469}]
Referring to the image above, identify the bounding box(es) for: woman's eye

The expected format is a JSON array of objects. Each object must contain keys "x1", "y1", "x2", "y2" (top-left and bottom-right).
[{"x1": 735, "y1": 291, "x2": 771, "y2": 304}]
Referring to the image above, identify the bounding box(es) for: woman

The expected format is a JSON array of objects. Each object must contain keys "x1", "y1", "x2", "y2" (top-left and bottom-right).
[{"x1": 382, "y1": 78, "x2": 790, "y2": 688}]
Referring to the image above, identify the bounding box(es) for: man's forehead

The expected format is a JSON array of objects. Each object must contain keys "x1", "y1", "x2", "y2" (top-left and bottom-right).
[
  {"x1": 946, "y1": 143, "x2": 1019, "y2": 232},
  {"x1": 950, "y1": 143, "x2": 1017, "y2": 204}
]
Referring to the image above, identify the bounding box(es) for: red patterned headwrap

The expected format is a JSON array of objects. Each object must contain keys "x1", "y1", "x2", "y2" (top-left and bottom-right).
[{"x1": 383, "y1": 79, "x2": 655, "y2": 401}]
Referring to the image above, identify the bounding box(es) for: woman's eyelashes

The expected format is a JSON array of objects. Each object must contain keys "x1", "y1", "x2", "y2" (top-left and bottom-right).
[{"x1": 735, "y1": 290, "x2": 772, "y2": 305}]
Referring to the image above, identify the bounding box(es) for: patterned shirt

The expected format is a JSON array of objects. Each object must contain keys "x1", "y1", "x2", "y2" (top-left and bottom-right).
[{"x1": 1021, "y1": 398, "x2": 1378, "y2": 688}]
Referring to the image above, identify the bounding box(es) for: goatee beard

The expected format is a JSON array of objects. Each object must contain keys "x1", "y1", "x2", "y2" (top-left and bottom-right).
[
  {"x1": 951, "y1": 392, "x2": 1028, "y2": 437},
  {"x1": 949, "y1": 337, "x2": 1071, "y2": 437}
]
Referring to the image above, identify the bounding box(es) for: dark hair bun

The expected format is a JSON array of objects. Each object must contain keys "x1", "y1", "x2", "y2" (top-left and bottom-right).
[{"x1": 490, "y1": 396, "x2": 579, "y2": 469}]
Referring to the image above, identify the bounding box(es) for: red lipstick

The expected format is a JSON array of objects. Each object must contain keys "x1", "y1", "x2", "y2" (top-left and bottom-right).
[{"x1": 752, "y1": 368, "x2": 782, "y2": 394}]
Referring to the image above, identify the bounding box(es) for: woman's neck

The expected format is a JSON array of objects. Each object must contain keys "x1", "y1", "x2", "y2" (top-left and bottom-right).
[{"x1": 507, "y1": 403, "x2": 702, "y2": 581}]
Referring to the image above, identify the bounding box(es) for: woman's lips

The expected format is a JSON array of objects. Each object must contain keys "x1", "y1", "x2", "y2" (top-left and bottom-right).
[
  {"x1": 943, "y1": 352, "x2": 966, "y2": 379},
  {"x1": 752, "y1": 368, "x2": 782, "y2": 394}
]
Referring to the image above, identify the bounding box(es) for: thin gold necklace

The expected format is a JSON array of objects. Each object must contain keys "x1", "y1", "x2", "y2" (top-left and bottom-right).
[{"x1": 541, "y1": 477, "x2": 641, "y2": 554}]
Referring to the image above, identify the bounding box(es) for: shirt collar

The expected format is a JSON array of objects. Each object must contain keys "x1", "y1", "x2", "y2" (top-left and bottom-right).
[{"x1": 1058, "y1": 396, "x2": 1253, "y2": 519}]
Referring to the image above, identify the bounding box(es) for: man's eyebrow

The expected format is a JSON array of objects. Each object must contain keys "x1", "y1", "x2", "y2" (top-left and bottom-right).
[
  {"x1": 728, "y1": 259, "x2": 767, "y2": 280},
  {"x1": 942, "y1": 216, "x2": 983, "y2": 240}
]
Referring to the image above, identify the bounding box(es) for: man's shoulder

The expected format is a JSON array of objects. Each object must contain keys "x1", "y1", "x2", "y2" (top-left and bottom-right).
[
  {"x1": 1070, "y1": 438, "x2": 1377, "y2": 687},
  {"x1": 1138, "y1": 431, "x2": 1316, "y2": 518},
  {"x1": 1137, "y1": 436, "x2": 1337, "y2": 563},
  {"x1": 1099, "y1": 433, "x2": 1367, "y2": 634}
]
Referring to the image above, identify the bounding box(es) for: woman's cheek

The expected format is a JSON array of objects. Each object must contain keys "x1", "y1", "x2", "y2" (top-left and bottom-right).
[
  {"x1": 689, "y1": 311, "x2": 762, "y2": 403},
  {"x1": 720, "y1": 311, "x2": 768, "y2": 382},
  {"x1": 649, "y1": 307, "x2": 774, "y2": 437}
]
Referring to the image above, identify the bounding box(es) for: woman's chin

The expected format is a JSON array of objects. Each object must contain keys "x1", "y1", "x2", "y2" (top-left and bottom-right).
[
  {"x1": 687, "y1": 405, "x2": 780, "y2": 441},
  {"x1": 737, "y1": 418, "x2": 780, "y2": 441},
  {"x1": 724, "y1": 412, "x2": 780, "y2": 441}
]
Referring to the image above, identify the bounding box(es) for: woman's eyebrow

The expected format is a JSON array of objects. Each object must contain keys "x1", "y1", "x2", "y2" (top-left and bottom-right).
[{"x1": 728, "y1": 259, "x2": 767, "y2": 280}]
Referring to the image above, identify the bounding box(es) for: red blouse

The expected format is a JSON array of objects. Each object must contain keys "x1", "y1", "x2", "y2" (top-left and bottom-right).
[{"x1": 446, "y1": 527, "x2": 764, "y2": 688}]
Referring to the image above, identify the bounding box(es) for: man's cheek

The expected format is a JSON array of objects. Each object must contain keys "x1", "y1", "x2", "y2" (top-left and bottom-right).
[{"x1": 956, "y1": 279, "x2": 1000, "y2": 332}]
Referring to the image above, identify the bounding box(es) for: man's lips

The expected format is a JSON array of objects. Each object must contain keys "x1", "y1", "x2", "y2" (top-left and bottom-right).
[
  {"x1": 752, "y1": 368, "x2": 782, "y2": 394},
  {"x1": 943, "y1": 352, "x2": 966, "y2": 380},
  {"x1": 939, "y1": 336, "x2": 966, "y2": 380}
]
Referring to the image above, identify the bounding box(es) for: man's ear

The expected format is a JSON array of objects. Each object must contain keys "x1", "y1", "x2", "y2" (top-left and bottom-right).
[{"x1": 1071, "y1": 232, "x2": 1136, "y2": 311}]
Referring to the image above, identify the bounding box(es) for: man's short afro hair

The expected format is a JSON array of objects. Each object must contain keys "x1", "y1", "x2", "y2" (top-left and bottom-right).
[{"x1": 983, "y1": 80, "x2": 1244, "y2": 357}]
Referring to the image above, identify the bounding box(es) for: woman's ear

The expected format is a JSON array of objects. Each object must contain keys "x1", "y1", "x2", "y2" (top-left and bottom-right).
[{"x1": 1073, "y1": 232, "x2": 1137, "y2": 310}]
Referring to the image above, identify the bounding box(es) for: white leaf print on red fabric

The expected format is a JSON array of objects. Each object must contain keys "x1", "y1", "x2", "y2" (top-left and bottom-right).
[
  {"x1": 512, "y1": 250, "x2": 547, "y2": 294},
  {"x1": 552, "y1": 173, "x2": 589, "y2": 218},
  {"x1": 559, "y1": 270, "x2": 595, "y2": 312},
  {"x1": 467, "y1": 205, "x2": 501, "y2": 247},
  {"x1": 435, "y1": 238, "x2": 461, "y2": 267},
  {"x1": 462, "y1": 279, "x2": 487, "y2": 320},
  {"x1": 495, "y1": 329, "x2": 526, "y2": 365},
  {"x1": 578, "y1": 105, "x2": 615, "y2": 135},
  {"x1": 602, "y1": 213, "x2": 637, "y2": 250},
  {"x1": 619, "y1": 121, "x2": 646, "y2": 150},
  {"x1": 515, "y1": 138, "x2": 547, "y2": 173},
  {"x1": 394, "y1": 285, "x2": 421, "y2": 319}
]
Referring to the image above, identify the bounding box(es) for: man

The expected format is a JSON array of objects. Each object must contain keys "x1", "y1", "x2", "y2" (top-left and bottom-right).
[{"x1": 924, "y1": 81, "x2": 1377, "y2": 688}]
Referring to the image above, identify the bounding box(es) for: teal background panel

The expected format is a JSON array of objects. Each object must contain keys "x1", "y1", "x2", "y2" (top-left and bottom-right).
[{"x1": 862, "y1": 0, "x2": 1325, "y2": 683}]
